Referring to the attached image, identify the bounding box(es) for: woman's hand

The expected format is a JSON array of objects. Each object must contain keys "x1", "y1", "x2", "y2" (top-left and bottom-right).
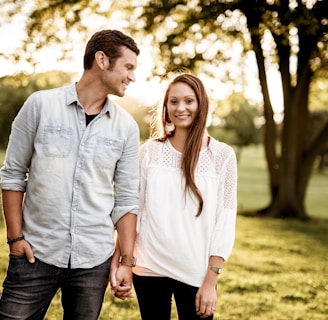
[{"x1": 195, "y1": 282, "x2": 217, "y2": 318}]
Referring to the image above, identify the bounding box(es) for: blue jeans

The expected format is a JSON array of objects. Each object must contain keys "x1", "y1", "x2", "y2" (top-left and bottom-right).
[
  {"x1": 133, "y1": 274, "x2": 214, "y2": 320},
  {"x1": 0, "y1": 255, "x2": 111, "y2": 320}
]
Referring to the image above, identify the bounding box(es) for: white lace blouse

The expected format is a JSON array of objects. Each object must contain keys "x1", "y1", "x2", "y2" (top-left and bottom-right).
[{"x1": 133, "y1": 138, "x2": 237, "y2": 287}]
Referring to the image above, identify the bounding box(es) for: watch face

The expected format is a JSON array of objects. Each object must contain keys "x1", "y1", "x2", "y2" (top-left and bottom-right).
[
  {"x1": 119, "y1": 255, "x2": 137, "y2": 267},
  {"x1": 209, "y1": 266, "x2": 222, "y2": 274}
]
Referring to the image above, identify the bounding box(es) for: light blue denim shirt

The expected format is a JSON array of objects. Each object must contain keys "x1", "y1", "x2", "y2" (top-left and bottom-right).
[{"x1": 0, "y1": 84, "x2": 139, "y2": 268}]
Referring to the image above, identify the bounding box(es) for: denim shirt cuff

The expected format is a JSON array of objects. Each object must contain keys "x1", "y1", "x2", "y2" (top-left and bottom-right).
[{"x1": 112, "y1": 206, "x2": 139, "y2": 225}]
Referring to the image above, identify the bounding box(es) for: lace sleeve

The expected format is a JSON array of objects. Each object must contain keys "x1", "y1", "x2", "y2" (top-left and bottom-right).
[
  {"x1": 223, "y1": 148, "x2": 238, "y2": 211},
  {"x1": 210, "y1": 142, "x2": 238, "y2": 260}
]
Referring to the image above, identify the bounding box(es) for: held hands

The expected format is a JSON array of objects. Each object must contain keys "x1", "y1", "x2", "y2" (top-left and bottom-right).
[{"x1": 109, "y1": 260, "x2": 135, "y2": 300}]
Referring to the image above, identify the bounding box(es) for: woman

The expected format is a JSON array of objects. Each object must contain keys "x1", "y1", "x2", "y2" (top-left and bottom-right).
[{"x1": 133, "y1": 73, "x2": 237, "y2": 320}]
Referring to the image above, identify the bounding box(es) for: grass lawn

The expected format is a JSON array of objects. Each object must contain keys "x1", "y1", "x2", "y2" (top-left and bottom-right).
[
  {"x1": 1, "y1": 216, "x2": 326, "y2": 320},
  {"x1": 0, "y1": 146, "x2": 327, "y2": 319},
  {"x1": 237, "y1": 146, "x2": 328, "y2": 220}
]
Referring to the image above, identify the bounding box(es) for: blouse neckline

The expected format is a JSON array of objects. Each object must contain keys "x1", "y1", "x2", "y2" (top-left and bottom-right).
[{"x1": 166, "y1": 136, "x2": 212, "y2": 154}]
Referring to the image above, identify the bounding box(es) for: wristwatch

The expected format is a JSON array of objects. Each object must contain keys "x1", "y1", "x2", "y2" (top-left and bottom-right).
[
  {"x1": 119, "y1": 255, "x2": 137, "y2": 267},
  {"x1": 208, "y1": 265, "x2": 222, "y2": 275}
]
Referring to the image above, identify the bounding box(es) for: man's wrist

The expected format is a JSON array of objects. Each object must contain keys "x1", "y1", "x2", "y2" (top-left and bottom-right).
[{"x1": 7, "y1": 235, "x2": 25, "y2": 245}]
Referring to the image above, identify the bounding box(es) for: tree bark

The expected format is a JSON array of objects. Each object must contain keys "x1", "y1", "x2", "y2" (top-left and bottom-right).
[{"x1": 247, "y1": 13, "x2": 306, "y2": 218}]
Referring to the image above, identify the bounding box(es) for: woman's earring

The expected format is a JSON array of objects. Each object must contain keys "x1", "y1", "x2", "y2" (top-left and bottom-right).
[{"x1": 165, "y1": 122, "x2": 175, "y2": 134}]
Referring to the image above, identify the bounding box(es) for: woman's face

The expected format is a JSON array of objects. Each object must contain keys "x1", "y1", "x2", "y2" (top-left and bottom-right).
[{"x1": 166, "y1": 82, "x2": 198, "y2": 132}]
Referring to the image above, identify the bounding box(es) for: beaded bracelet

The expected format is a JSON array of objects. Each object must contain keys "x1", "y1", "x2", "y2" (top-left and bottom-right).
[{"x1": 7, "y1": 235, "x2": 25, "y2": 245}]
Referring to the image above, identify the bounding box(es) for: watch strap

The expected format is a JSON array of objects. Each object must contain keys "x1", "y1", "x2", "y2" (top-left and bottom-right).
[
  {"x1": 208, "y1": 265, "x2": 222, "y2": 277},
  {"x1": 119, "y1": 255, "x2": 137, "y2": 267}
]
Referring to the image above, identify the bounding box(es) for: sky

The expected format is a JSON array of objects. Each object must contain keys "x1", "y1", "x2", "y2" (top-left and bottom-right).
[{"x1": 0, "y1": 8, "x2": 284, "y2": 112}]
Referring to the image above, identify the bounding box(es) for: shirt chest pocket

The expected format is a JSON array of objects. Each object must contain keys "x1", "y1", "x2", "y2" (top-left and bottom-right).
[
  {"x1": 43, "y1": 125, "x2": 72, "y2": 157},
  {"x1": 93, "y1": 137, "x2": 123, "y2": 169}
]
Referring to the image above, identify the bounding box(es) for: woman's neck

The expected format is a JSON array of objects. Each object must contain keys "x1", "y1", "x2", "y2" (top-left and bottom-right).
[
  {"x1": 169, "y1": 132, "x2": 209, "y2": 152},
  {"x1": 168, "y1": 135, "x2": 186, "y2": 152}
]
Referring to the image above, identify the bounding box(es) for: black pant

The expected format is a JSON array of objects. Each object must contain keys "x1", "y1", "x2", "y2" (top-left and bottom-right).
[
  {"x1": 0, "y1": 256, "x2": 111, "y2": 320},
  {"x1": 133, "y1": 273, "x2": 214, "y2": 320}
]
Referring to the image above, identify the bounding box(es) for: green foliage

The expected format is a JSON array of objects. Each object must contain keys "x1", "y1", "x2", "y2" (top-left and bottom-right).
[
  {"x1": 123, "y1": 0, "x2": 246, "y2": 76},
  {"x1": 125, "y1": 0, "x2": 328, "y2": 76},
  {"x1": 0, "y1": 71, "x2": 74, "y2": 148},
  {"x1": 208, "y1": 93, "x2": 262, "y2": 151}
]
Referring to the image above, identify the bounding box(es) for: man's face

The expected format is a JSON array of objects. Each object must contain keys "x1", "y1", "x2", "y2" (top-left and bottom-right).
[{"x1": 103, "y1": 47, "x2": 138, "y2": 97}]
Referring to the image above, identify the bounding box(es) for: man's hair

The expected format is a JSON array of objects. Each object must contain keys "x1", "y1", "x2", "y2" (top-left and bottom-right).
[{"x1": 83, "y1": 29, "x2": 140, "y2": 70}]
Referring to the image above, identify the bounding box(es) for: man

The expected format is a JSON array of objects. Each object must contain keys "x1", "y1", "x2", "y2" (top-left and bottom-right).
[{"x1": 0, "y1": 29, "x2": 140, "y2": 319}]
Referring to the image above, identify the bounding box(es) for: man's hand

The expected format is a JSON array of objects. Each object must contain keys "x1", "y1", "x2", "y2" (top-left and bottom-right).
[{"x1": 9, "y1": 239, "x2": 35, "y2": 263}]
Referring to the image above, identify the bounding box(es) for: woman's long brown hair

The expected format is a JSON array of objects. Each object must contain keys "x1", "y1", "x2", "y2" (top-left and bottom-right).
[{"x1": 151, "y1": 73, "x2": 209, "y2": 217}]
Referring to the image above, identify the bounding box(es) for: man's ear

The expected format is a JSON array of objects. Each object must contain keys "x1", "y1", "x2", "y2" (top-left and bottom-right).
[{"x1": 94, "y1": 51, "x2": 108, "y2": 70}]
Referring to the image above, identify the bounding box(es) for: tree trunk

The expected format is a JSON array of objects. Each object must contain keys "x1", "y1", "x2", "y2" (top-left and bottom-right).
[
  {"x1": 251, "y1": 23, "x2": 313, "y2": 219},
  {"x1": 249, "y1": 25, "x2": 280, "y2": 202}
]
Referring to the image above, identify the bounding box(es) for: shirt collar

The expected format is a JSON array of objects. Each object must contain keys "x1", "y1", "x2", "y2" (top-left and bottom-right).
[
  {"x1": 65, "y1": 83, "x2": 79, "y2": 106},
  {"x1": 65, "y1": 83, "x2": 111, "y2": 117}
]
